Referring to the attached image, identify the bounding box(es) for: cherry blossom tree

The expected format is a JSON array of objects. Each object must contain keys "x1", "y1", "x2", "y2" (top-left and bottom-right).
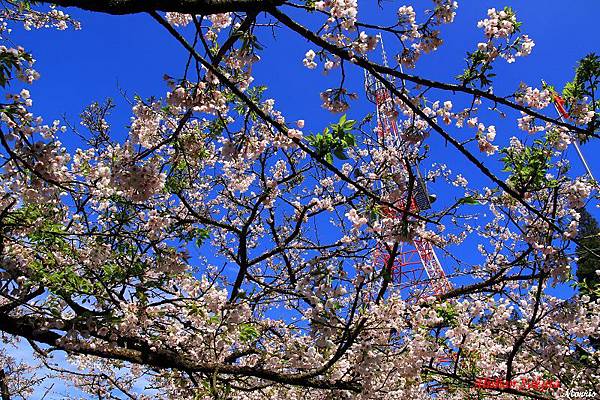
[{"x1": 0, "y1": 1, "x2": 598, "y2": 399}]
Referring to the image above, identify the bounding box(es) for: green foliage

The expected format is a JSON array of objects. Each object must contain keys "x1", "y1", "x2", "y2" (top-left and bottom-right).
[
  {"x1": 195, "y1": 378, "x2": 232, "y2": 400},
  {"x1": 239, "y1": 31, "x2": 264, "y2": 53},
  {"x1": 457, "y1": 50, "x2": 496, "y2": 88},
  {"x1": 562, "y1": 53, "x2": 600, "y2": 141},
  {"x1": 7, "y1": 204, "x2": 94, "y2": 296},
  {"x1": 30, "y1": 260, "x2": 95, "y2": 296},
  {"x1": 179, "y1": 227, "x2": 210, "y2": 248},
  {"x1": 164, "y1": 174, "x2": 186, "y2": 193},
  {"x1": 239, "y1": 323, "x2": 259, "y2": 342},
  {"x1": 233, "y1": 85, "x2": 267, "y2": 118},
  {"x1": 303, "y1": 0, "x2": 317, "y2": 10},
  {"x1": 206, "y1": 116, "x2": 227, "y2": 137},
  {"x1": 500, "y1": 138, "x2": 556, "y2": 196},
  {"x1": 563, "y1": 53, "x2": 600, "y2": 103},
  {"x1": 0, "y1": 49, "x2": 33, "y2": 88},
  {"x1": 7, "y1": 203, "x2": 69, "y2": 249},
  {"x1": 15, "y1": 1, "x2": 38, "y2": 11},
  {"x1": 164, "y1": 158, "x2": 189, "y2": 193},
  {"x1": 6, "y1": 202, "x2": 45, "y2": 225},
  {"x1": 7, "y1": 203, "x2": 169, "y2": 298},
  {"x1": 435, "y1": 303, "x2": 459, "y2": 327},
  {"x1": 574, "y1": 208, "x2": 600, "y2": 350},
  {"x1": 366, "y1": 202, "x2": 382, "y2": 221},
  {"x1": 307, "y1": 114, "x2": 356, "y2": 163},
  {"x1": 503, "y1": 6, "x2": 522, "y2": 30},
  {"x1": 458, "y1": 196, "x2": 480, "y2": 205}
]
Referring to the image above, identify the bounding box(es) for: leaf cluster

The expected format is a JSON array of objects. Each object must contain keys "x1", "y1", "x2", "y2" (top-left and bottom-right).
[
  {"x1": 500, "y1": 138, "x2": 556, "y2": 196},
  {"x1": 562, "y1": 53, "x2": 600, "y2": 141},
  {"x1": 307, "y1": 114, "x2": 356, "y2": 163},
  {"x1": 0, "y1": 49, "x2": 32, "y2": 88},
  {"x1": 457, "y1": 50, "x2": 496, "y2": 89}
]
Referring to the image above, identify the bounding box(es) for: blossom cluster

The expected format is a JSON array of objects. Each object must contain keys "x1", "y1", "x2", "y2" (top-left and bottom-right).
[
  {"x1": 475, "y1": 7, "x2": 536, "y2": 65},
  {"x1": 515, "y1": 84, "x2": 551, "y2": 109},
  {"x1": 395, "y1": 1, "x2": 458, "y2": 68},
  {"x1": 315, "y1": 0, "x2": 358, "y2": 30},
  {"x1": 477, "y1": 7, "x2": 518, "y2": 39}
]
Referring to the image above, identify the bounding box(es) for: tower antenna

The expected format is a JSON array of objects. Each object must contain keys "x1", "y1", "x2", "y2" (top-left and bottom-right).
[
  {"x1": 542, "y1": 80, "x2": 595, "y2": 182},
  {"x1": 365, "y1": 38, "x2": 452, "y2": 300},
  {"x1": 377, "y1": 33, "x2": 389, "y2": 68}
]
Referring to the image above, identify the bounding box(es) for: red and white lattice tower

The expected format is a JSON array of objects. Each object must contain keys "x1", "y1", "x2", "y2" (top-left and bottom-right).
[{"x1": 365, "y1": 39, "x2": 452, "y2": 300}]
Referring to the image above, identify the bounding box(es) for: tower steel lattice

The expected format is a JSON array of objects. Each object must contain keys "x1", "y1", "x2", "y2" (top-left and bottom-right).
[{"x1": 365, "y1": 40, "x2": 452, "y2": 300}]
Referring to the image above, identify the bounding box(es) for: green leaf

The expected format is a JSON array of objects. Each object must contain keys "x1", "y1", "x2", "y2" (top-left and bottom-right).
[
  {"x1": 458, "y1": 196, "x2": 479, "y2": 205},
  {"x1": 239, "y1": 323, "x2": 259, "y2": 342},
  {"x1": 333, "y1": 147, "x2": 348, "y2": 160}
]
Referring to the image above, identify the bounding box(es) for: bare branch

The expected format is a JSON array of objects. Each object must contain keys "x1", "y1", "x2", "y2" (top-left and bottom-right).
[{"x1": 39, "y1": 0, "x2": 283, "y2": 15}]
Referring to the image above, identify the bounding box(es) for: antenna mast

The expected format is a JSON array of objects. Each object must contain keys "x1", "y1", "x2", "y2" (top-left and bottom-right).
[
  {"x1": 366, "y1": 36, "x2": 452, "y2": 299},
  {"x1": 545, "y1": 82, "x2": 596, "y2": 181}
]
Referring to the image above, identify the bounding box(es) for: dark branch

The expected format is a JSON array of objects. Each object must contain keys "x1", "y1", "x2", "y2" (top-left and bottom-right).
[
  {"x1": 267, "y1": 6, "x2": 598, "y2": 140},
  {"x1": 40, "y1": 0, "x2": 283, "y2": 15},
  {"x1": 0, "y1": 312, "x2": 361, "y2": 392}
]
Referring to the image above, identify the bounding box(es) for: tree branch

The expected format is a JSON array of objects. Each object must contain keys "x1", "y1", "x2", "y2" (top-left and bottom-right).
[
  {"x1": 0, "y1": 312, "x2": 361, "y2": 392},
  {"x1": 268, "y1": 6, "x2": 598, "y2": 140},
  {"x1": 40, "y1": 0, "x2": 283, "y2": 15},
  {"x1": 148, "y1": 10, "x2": 439, "y2": 230}
]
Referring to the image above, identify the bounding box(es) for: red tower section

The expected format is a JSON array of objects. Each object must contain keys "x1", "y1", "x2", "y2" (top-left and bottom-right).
[{"x1": 365, "y1": 50, "x2": 451, "y2": 300}]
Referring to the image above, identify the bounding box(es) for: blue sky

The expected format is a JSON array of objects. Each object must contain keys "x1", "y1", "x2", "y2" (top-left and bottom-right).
[
  {"x1": 12, "y1": 0, "x2": 599, "y2": 207},
  {"x1": 13, "y1": 1, "x2": 600, "y2": 143},
  {"x1": 5, "y1": 1, "x2": 600, "y2": 397},
  {"x1": 6, "y1": 0, "x2": 599, "y2": 304},
  {"x1": 9, "y1": 0, "x2": 600, "y2": 299}
]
